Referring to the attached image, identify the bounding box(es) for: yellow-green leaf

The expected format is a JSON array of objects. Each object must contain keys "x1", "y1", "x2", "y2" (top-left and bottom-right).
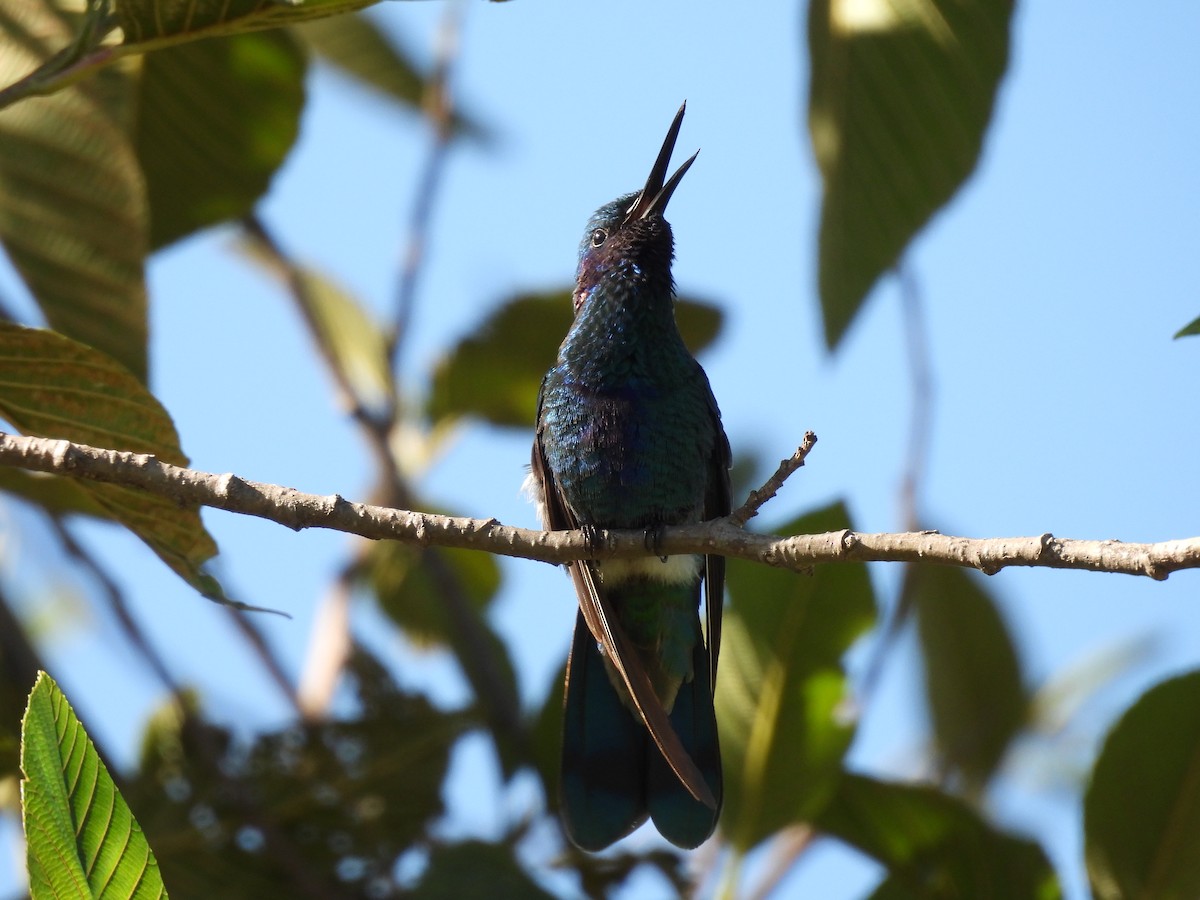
[
  {"x1": 0, "y1": 0, "x2": 149, "y2": 381},
  {"x1": 22, "y1": 672, "x2": 168, "y2": 899},
  {"x1": 238, "y1": 243, "x2": 394, "y2": 413},
  {"x1": 0, "y1": 323, "x2": 222, "y2": 598},
  {"x1": 716, "y1": 501, "x2": 876, "y2": 851},
  {"x1": 292, "y1": 268, "x2": 393, "y2": 412}
]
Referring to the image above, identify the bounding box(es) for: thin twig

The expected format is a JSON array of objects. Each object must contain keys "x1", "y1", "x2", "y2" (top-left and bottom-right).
[
  {"x1": 898, "y1": 264, "x2": 932, "y2": 533},
  {"x1": 0, "y1": 587, "x2": 49, "y2": 703},
  {"x1": 47, "y1": 514, "x2": 179, "y2": 693},
  {"x1": 388, "y1": 0, "x2": 462, "y2": 374},
  {"x1": 245, "y1": 208, "x2": 522, "y2": 739},
  {"x1": 225, "y1": 607, "x2": 302, "y2": 717},
  {"x1": 3, "y1": 432, "x2": 1199, "y2": 581},
  {"x1": 729, "y1": 432, "x2": 818, "y2": 526},
  {"x1": 744, "y1": 826, "x2": 816, "y2": 900},
  {"x1": 374, "y1": 1, "x2": 525, "y2": 748},
  {"x1": 860, "y1": 264, "x2": 935, "y2": 704},
  {"x1": 0, "y1": 584, "x2": 127, "y2": 785},
  {"x1": 297, "y1": 565, "x2": 355, "y2": 719}
]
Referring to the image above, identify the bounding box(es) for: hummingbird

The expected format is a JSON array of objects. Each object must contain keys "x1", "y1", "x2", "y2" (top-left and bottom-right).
[{"x1": 527, "y1": 102, "x2": 730, "y2": 851}]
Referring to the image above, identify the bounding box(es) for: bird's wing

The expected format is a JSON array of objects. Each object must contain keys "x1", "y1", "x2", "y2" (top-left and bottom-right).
[
  {"x1": 703, "y1": 388, "x2": 732, "y2": 688},
  {"x1": 531, "y1": 414, "x2": 717, "y2": 810}
]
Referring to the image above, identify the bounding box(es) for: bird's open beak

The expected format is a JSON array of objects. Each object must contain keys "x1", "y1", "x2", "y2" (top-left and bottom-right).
[{"x1": 626, "y1": 102, "x2": 699, "y2": 222}]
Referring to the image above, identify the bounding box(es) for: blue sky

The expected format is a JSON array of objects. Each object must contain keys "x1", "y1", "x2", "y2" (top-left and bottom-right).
[{"x1": 2, "y1": 1, "x2": 1199, "y2": 896}]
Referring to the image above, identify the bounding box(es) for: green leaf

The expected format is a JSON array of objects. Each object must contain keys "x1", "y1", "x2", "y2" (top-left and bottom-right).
[
  {"x1": 529, "y1": 659, "x2": 566, "y2": 814},
  {"x1": 414, "y1": 841, "x2": 556, "y2": 900},
  {"x1": 293, "y1": 12, "x2": 487, "y2": 141},
  {"x1": 369, "y1": 542, "x2": 501, "y2": 648},
  {"x1": 1085, "y1": 671, "x2": 1200, "y2": 900},
  {"x1": 716, "y1": 501, "x2": 876, "y2": 851},
  {"x1": 0, "y1": 0, "x2": 149, "y2": 381},
  {"x1": 138, "y1": 31, "x2": 306, "y2": 249},
  {"x1": 428, "y1": 290, "x2": 724, "y2": 428},
  {"x1": 909, "y1": 564, "x2": 1027, "y2": 793},
  {"x1": 295, "y1": 12, "x2": 419, "y2": 104},
  {"x1": 21, "y1": 671, "x2": 168, "y2": 899},
  {"x1": 116, "y1": 0, "x2": 384, "y2": 44},
  {"x1": 819, "y1": 774, "x2": 1061, "y2": 899},
  {"x1": 1174, "y1": 315, "x2": 1200, "y2": 339},
  {"x1": 0, "y1": 467, "x2": 111, "y2": 518},
  {"x1": 808, "y1": 0, "x2": 1014, "y2": 348},
  {"x1": 0, "y1": 323, "x2": 223, "y2": 600}
]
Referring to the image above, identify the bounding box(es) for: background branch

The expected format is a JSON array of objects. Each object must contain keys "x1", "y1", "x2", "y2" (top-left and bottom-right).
[{"x1": 2, "y1": 431, "x2": 1197, "y2": 581}]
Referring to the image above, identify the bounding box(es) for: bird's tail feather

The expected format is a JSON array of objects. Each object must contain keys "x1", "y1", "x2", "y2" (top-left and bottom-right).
[
  {"x1": 561, "y1": 611, "x2": 648, "y2": 850},
  {"x1": 646, "y1": 638, "x2": 722, "y2": 848},
  {"x1": 560, "y1": 611, "x2": 722, "y2": 850}
]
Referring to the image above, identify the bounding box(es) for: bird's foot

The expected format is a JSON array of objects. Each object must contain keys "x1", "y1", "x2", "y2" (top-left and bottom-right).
[
  {"x1": 644, "y1": 525, "x2": 668, "y2": 562},
  {"x1": 581, "y1": 524, "x2": 603, "y2": 556}
]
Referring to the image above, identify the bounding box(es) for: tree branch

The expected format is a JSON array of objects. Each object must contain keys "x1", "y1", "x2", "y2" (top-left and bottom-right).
[
  {"x1": 730, "y1": 432, "x2": 818, "y2": 526},
  {"x1": 2, "y1": 431, "x2": 1198, "y2": 581}
]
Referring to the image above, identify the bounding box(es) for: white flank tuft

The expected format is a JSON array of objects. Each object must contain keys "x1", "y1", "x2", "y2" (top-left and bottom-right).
[
  {"x1": 520, "y1": 469, "x2": 548, "y2": 527},
  {"x1": 598, "y1": 554, "x2": 702, "y2": 586}
]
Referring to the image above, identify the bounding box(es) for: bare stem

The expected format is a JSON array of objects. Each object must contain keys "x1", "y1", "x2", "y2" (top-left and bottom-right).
[
  {"x1": 729, "y1": 432, "x2": 819, "y2": 527},
  {"x1": 388, "y1": 0, "x2": 463, "y2": 373},
  {"x1": 3, "y1": 431, "x2": 1198, "y2": 581}
]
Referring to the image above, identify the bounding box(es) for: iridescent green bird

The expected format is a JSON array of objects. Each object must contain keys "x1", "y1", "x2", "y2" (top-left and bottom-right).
[{"x1": 527, "y1": 103, "x2": 730, "y2": 850}]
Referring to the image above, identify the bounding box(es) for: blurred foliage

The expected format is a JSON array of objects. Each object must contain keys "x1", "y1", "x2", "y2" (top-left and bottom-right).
[
  {"x1": 818, "y1": 774, "x2": 1061, "y2": 899},
  {"x1": 428, "y1": 291, "x2": 724, "y2": 428},
  {"x1": 0, "y1": 0, "x2": 149, "y2": 380},
  {"x1": 415, "y1": 840, "x2": 556, "y2": 899},
  {"x1": 294, "y1": 12, "x2": 488, "y2": 140},
  {"x1": 0, "y1": 0, "x2": 1194, "y2": 898},
  {"x1": 0, "y1": 323, "x2": 226, "y2": 603},
  {"x1": 0, "y1": 595, "x2": 41, "y2": 793},
  {"x1": 239, "y1": 232, "x2": 397, "y2": 415},
  {"x1": 909, "y1": 563, "x2": 1028, "y2": 795},
  {"x1": 717, "y1": 501, "x2": 875, "y2": 851},
  {"x1": 1174, "y1": 314, "x2": 1200, "y2": 339},
  {"x1": 1085, "y1": 671, "x2": 1200, "y2": 900},
  {"x1": 116, "y1": 0, "x2": 383, "y2": 44},
  {"x1": 808, "y1": 0, "x2": 1014, "y2": 347},
  {"x1": 365, "y1": 538, "x2": 524, "y2": 774},
  {"x1": 138, "y1": 32, "x2": 306, "y2": 249},
  {"x1": 368, "y1": 543, "x2": 502, "y2": 649},
  {"x1": 126, "y1": 649, "x2": 466, "y2": 898}
]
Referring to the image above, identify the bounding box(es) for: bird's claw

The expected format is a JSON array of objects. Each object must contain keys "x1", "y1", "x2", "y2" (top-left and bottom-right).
[
  {"x1": 582, "y1": 524, "x2": 603, "y2": 556},
  {"x1": 644, "y1": 525, "x2": 667, "y2": 561}
]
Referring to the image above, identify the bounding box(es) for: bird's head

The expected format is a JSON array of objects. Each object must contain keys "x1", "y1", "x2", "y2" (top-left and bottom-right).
[{"x1": 572, "y1": 103, "x2": 698, "y2": 314}]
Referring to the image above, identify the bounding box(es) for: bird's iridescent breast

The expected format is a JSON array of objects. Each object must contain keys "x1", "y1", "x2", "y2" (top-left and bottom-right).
[{"x1": 539, "y1": 341, "x2": 716, "y2": 530}]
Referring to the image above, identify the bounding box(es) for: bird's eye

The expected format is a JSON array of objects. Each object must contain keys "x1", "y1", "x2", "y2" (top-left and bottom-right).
[{"x1": 590, "y1": 228, "x2": 607, "y2": 248}]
